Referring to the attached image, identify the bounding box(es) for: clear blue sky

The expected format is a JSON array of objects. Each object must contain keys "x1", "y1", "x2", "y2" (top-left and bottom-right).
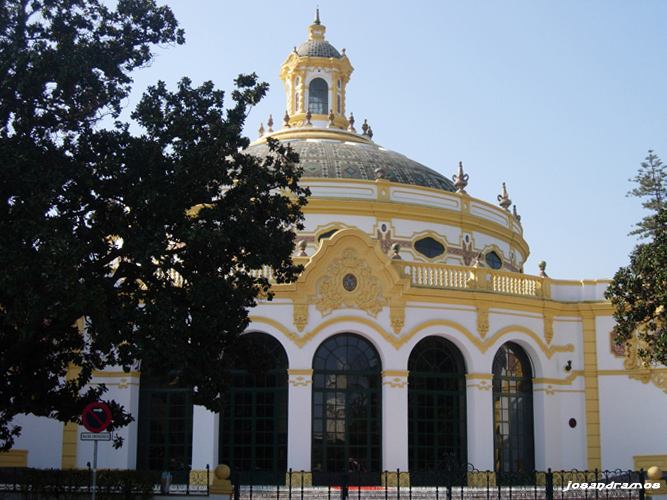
[{"x1": 121, "y1": 1, "x2": 667, "y2": 280}]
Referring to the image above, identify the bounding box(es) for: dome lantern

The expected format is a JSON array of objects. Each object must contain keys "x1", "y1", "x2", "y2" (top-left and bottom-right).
[{"x1": 279, "y1": 10, "x2": 353, "y2": 129}]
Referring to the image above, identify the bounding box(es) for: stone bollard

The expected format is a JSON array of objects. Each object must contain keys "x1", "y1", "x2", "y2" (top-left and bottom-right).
[{"x1": 209, "y1": 464, "x2": 233, "y2": 500}]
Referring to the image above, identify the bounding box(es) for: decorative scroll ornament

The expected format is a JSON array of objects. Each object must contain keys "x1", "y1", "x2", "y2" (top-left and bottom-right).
[
  {"x1": 390, "y1": 306, "x2": 405, "y2": 335},
  {"x1": 293, "y1": 303, "x2": 309, "y2": 332},
  {"x1": 310, "y1": 248, "x2": 388, "y2": 316},
  {"x1": 623, "y1": 334, "x2": 667, "y2": 393},
  {"x1": 544, "y1": 316, "x2": 554, "y2": 345},
  {"x1": 477, "y1": 307, "x2": 489, "y2": 339}
]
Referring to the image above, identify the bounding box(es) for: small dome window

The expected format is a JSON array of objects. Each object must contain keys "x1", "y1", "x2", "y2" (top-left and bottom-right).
[
  {"x1": 309, "y1": 78, "x2": 328, "y2": 115},
  {"x1": 485, "y1": 251, "x2": 502, "y2": 270},
  {"x1": 415, "y1": 237, "x2": 445, "y2": 259}
]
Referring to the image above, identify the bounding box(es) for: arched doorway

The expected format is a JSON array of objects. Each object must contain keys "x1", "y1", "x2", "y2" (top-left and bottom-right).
[
  {"x1": 219, "y1": 333, "x2": 288, "y2": 482},
  {"x1": 311, "y1": 333, "x2": 382, "y2": 476},
  {"x1": 408, "y1": 336, "x2": 467, "y2": 477},
  {"x1": 492, "y1": 342, "x2": 535, "y2": 475}
]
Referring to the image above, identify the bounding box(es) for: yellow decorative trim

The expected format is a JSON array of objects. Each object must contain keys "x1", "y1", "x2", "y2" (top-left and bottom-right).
[
  {"x1": 399, "y1": 321, "x2": 574, "y2": 358},
  {"x1": 477, "y1": 305, "x2": 489, "y2": 339},
  {"x1": 287, "y1": 471, "x2": 312, "y2": 487},
  {"x1": 389, "y1": 305, "x2": 405, "y2": 335},
  {"x1": 0, "y1": 449, "x2": 28, "y2": 467},
  {"x1": 534, "y1": 370, "x2": 583, "y2": 386},
  {"x1": 381, "y1": 371, "x2": 409, "y2": 388},
  {"x1": 311, "y1": 248, "x2": 387, "y2": 317},
  {"x1": 470, "y1": 380, "x2": 492, "y2": 391},
  {"x1": 288, "y1": 369, "x2": 314, "y2": 376},
  {"x1": 544, "y1": 316, "x2": 554, "y2": 345},
  {"x1": 534, "y1": 385, "x2": 585, "y2": 395},
  {"x1": 467, "y1": 471, "x2": 497, "y2": 487},
  {"x1": 61, "y1": 365, "x2": 80, "y2": 469},
  {"x1": 382, "y1": 471, "x2": 410, "y2": 487},
  {"x1": 621, "y1": 335, "x2": 667, "y2": 393},
  {"x1": 288, "y1": 369, "x2": 313, "y2": 387},
  {"x1": 293, "y1": 303, "x2": 309, "y2": 332},
  {"x1": 580, "y1": 310, "x2": 601, "y2": 470},
  {"x1": 467, "y1": 373, "x2": 494, "y2": 390},
  {"x1": 288, "y1": 377, "x2": 312, "y2": 387},
  {"x1": 247, "y1": 316, "x2": 301, "y2": 345}
]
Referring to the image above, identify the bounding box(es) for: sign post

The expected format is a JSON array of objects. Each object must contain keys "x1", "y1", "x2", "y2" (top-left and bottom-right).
[{"x1": 81, "y1": 403, "x2": 112, "y2": 500}]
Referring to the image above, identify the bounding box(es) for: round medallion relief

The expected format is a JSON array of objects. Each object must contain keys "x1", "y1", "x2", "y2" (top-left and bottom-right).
[{"x1": 342, "y1": 273, "x2": 357, "y2": 291}]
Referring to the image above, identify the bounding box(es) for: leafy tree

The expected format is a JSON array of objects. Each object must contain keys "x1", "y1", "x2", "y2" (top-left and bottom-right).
[
  {"x1": 627, "y1": 150, "x2": 667, "y2": 238},
  {"x1": 606, "y1": 152, "x2": 667, "y2": 366},
  {"x1": 0, "y1": 0, "x2": 308, "y2": 451}
]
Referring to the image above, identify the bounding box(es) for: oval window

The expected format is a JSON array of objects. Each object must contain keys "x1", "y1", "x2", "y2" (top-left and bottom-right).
[
  {"x1": 414, "y1": 237, "x2": 445, "y2": 259},
  {"x1": 485, "y1": 251, "x2": 502, "y2": 270}
]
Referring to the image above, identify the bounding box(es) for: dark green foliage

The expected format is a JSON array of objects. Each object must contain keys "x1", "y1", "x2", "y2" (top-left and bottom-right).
[
  {"x1": 14, "y1": 468, "x2": 156, "y2": 500},
  {"x1": 0, "y1": 0, "x2": 308, "y2": 451},
  {"x1": 627, "y1": 150, "x2": 667, "y2": 238},
  {"x1": 607, "y1": 150, "x2": 667, "y2": 366},
  {"x1": 605, "y1": 210, "x2": 667, "y2": 366}
]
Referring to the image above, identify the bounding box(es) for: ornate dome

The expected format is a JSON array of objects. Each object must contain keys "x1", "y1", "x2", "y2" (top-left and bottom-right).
[
  {"x1": 246, "y1": 139, "x2": 456, "y2": 193},
  {"x1": 295, "y1": 39, "x2": 341, "y2": 59}
]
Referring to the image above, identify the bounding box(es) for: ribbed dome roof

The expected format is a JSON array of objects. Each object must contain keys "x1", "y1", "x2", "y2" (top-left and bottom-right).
[
  {"x1": 247, "y1": 139, "x2": 456, "y2": 193},
  {"x1": 295, "y1": 39, "x2": 341, "y2": 59}
]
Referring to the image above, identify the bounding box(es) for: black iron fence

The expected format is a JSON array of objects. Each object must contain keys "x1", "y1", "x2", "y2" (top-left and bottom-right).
[{"x1": 231, "y1": 467, "x2": 652, "y2": 500}]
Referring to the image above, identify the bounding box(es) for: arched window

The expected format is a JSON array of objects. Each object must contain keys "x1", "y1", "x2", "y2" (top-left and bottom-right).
[
  {"x1": 312, "y1": 334, "x2": 382, "y2": 478},
  {"x1": 492, "y1": 342, "x2": 534, "y2": 475},
  {"x1": 219, "y1": 333, "x2": 288, "y2": 482},
  {"x1": 408, "y1": 337, "x2": 466, "y2": 482},
  {"x1": 137, "y1": 371, "x2": 193, "y2": 483},
  {"x1": 309, "y1": 78, "x2": 328, "y2": 115}
]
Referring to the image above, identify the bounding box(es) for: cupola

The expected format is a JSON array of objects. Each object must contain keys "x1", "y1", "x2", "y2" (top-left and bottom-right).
[{"x1": 279, "y1": 9, "x2": 353, "y2": 129}]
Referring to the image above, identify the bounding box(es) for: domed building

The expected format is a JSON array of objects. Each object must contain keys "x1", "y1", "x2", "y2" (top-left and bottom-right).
[{"x1": 7, "y1": 11, "x2": 667, "y2": 488}]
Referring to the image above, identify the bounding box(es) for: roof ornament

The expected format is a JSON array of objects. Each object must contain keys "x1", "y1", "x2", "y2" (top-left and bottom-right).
[
  {"x1": 497, "y1": 182, "x2": 511, "y2": 210},
  {"x1": 362, "y1": 119, "x2": 370, "y2": 137},
  {"x1": 314, "y1": 7, "x2": 321, "y2": 25},
  {"x1": 326, "y1": 109, "x2": 335, "y2": 128},
  {"x1": 282, "y1": 110, "x2": 291, "y2": 128},
  {"x1": 452, "y1": 161, "x2": 469, "y2": 194},
  {"x1": 375, "y1": 167, "x2": 387, "y2": 180},
  {"x1": 258, "y1": 122, "x2": 265, "y2": 138},
  {"x1": 512, "y1": 204, "x2": 521, "y2": 222},
  {"x1": 367, "y1": 126, "x2": 373, "y2": 140},
  {"x1": 538, "y1": 260, "x2": 548, "y2": 277},
  {"x1": 297, "y1": 240, "x2": 308, "y2": 257},
  {"x1": 391, "y1": 243, "x2": 402, "y2": 260},
  {"x1": 347, "y1": 113, "x2": 356, "y2": 133},
  {"x1": 305, "y1": 108, "x2": 313, "y2": 127},
  {"x1": 266, "y1": 114, "x2": 274, "y2": 133}
]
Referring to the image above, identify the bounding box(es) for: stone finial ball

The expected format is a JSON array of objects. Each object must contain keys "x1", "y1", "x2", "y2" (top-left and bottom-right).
[
  {"x1": 647, "y1": 466, "x2": 663, "y2": 481},
  {"x1": 214, "y1": 464, "x2": 231, "y2": 480},
  {"x1": 538, "y1": 261, "x2": 547, "y2": 268}
]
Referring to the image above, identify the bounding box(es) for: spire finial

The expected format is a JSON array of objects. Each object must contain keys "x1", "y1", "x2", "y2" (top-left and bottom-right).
[{"x1": 314, "y1": 8, "x2": 321, "y2": 25}]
